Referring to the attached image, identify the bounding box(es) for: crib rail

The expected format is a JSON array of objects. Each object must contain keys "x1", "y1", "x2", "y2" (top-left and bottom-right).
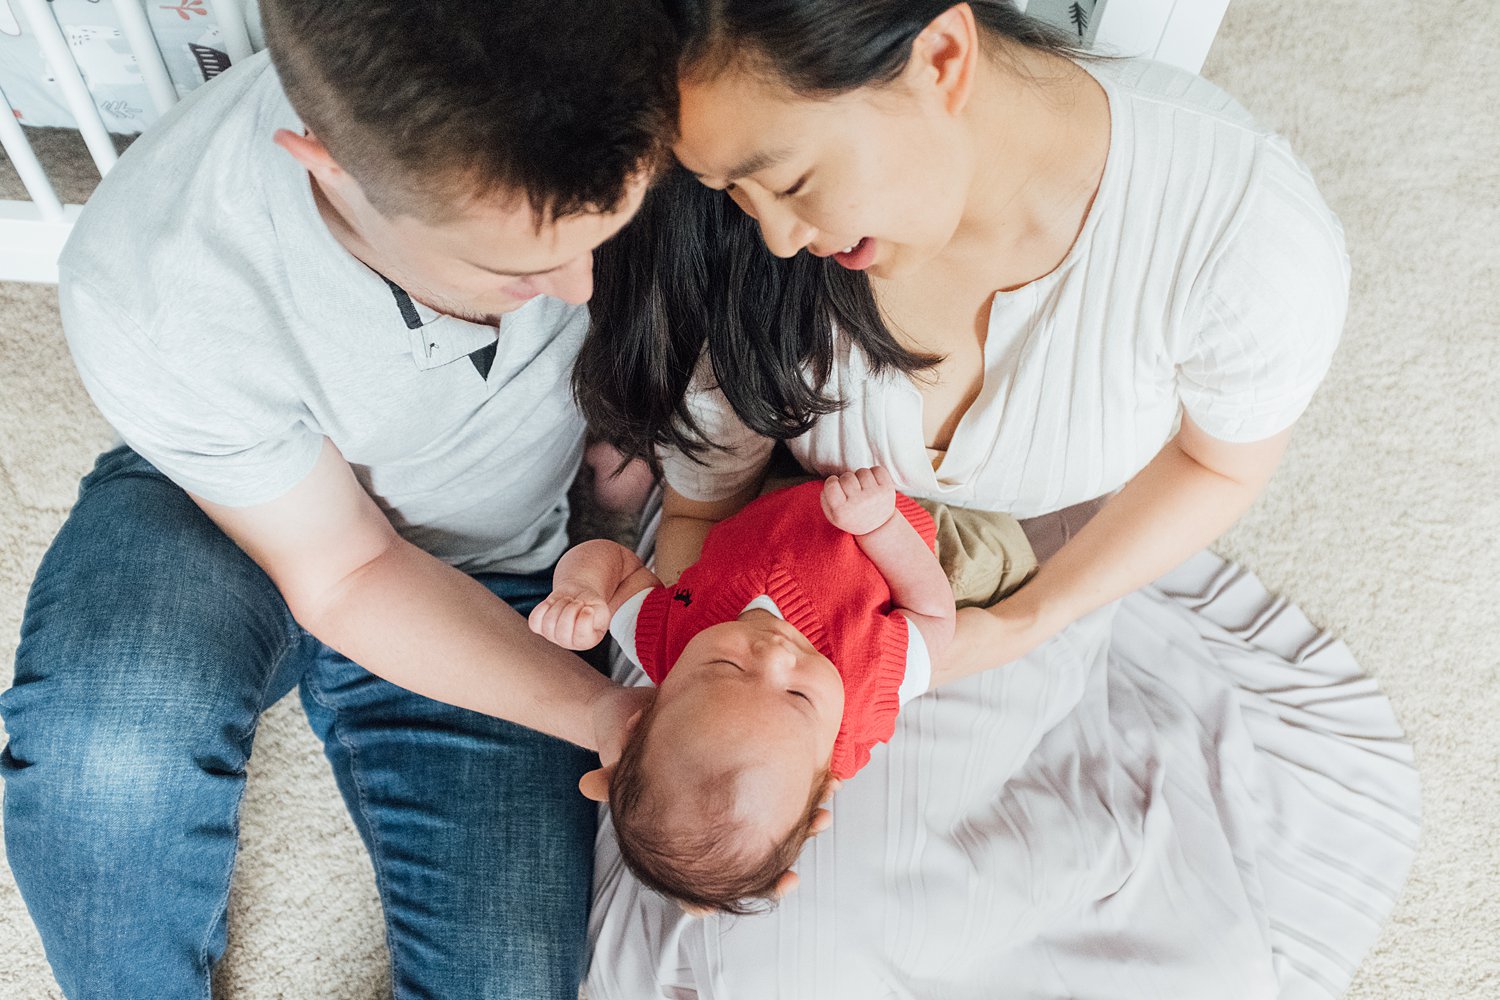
[{"x1": 0, "y1": 0, "x2": 259, "y2": 283}]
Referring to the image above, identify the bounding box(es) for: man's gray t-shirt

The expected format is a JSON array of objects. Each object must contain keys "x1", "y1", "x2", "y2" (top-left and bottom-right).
[{"x1": 58, "y1": 51, "x2": 587, "y2": 575}]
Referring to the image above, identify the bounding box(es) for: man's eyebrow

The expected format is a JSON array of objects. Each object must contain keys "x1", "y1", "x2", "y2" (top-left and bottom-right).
[
  {"x1": 690, "y1": 147, "x2": 790, "y2": 184},
  {"x1": 460, "y1": 259, "x2": 561, "y2": 278}
]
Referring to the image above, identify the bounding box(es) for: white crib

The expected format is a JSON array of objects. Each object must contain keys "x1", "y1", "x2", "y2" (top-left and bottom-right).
[
  {"x1": 0, "y1": 0, "x2": 1227, "y2": 286},
  {"x1": 0, "y1": 0, "x2": 262, "y2": 283}
]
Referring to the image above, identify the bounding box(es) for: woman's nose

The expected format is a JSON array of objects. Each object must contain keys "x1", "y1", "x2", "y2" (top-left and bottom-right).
[
  {"x1": 737, "y1": 189, "x2": 815, "y2": 259},
  {"x1": 758, "y1": 210, "x2": 817, "y2": 259}
]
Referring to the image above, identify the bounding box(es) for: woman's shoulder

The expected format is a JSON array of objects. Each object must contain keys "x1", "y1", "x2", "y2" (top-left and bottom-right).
[
  {"x1": 1088, "y1": 56, "x2": 1262, "y2": 136},
  {"x1": 1088, "y1": 56, "x2": 1346, "y2": 302},
  {"x1": 1091, "y1": 56, "x2": 1328, "y2": 200}
]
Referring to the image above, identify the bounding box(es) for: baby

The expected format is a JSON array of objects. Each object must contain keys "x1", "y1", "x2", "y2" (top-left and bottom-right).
[{"x1": 530, "y1": 467, "x2": 1031, "y2": 913}]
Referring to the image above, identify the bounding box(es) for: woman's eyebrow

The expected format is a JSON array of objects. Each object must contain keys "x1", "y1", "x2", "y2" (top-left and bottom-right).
[{"x1": 690, "y1": 147, "x2": 792, "y2": 184}]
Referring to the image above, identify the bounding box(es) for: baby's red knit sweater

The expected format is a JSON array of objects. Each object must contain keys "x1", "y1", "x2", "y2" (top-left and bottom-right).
[{"x1": 632, "y1": 481, "x2": 937, "y2": 779}]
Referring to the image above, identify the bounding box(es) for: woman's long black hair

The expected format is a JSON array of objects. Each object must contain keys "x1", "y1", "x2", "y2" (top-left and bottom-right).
[{"x1": 575, "y1": 2, "x2": 1086, "y2": 467}]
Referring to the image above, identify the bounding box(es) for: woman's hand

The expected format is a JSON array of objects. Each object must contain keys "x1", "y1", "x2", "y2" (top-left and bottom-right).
[{"x1": 931, "y1": 598, "x2": 1056, "y2": 689}]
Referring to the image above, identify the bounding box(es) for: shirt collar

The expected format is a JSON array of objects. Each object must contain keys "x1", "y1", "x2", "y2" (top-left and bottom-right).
[{"x1": 377, "y1": 275, "x2": 507, "y2": 372}]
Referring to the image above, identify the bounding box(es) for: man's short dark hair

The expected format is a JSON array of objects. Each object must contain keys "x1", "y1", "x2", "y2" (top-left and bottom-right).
[{"x1": 261, "y1": 0, "x2": 678, "y2": 221}]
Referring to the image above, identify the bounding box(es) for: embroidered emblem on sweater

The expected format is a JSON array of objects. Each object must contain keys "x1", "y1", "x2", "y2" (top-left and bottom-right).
[{"x1": 673, "y1": 589, "x2": 693, "y2": 607}]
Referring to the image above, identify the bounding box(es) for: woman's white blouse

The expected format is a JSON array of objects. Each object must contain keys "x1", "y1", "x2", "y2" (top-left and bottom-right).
[{"x1": 662, "y1": 58, "x2": 1350, "y2": 518}]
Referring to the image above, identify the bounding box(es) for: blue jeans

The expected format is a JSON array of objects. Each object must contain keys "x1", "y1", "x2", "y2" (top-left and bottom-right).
[{"x1": 1, "y1": 446, "x2": 598, "y2": 999}]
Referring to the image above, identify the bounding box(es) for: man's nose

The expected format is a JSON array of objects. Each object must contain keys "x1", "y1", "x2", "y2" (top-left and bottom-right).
[{"x1": 538, "y1": 251, "x2": 595, "y2": 304}]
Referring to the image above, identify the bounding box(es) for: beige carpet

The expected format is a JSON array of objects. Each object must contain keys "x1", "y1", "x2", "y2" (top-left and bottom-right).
[{"x1": 1, "y1": 1, "x2": 1496, "y2": 996}]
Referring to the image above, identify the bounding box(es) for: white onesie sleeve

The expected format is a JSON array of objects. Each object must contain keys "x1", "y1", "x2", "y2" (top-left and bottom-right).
[
  {"x1": 608, "y1": 589, "x2": 652, "y2": 671},
  {"x1": 897, "y1": 620, "x2": 932, "y2": 704}
]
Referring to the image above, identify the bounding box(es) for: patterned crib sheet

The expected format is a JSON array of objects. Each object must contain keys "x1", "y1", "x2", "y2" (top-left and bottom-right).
[{"x1": 0, "y1": 0, "x2": 249, "y2": 134}]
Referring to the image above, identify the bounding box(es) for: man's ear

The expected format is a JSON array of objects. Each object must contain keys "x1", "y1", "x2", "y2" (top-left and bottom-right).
[
  {"x1": 579, "y1": 765, "x2": 614, "y2": 802},
  {"x1": 273, "y1": 128, "x2": 345, "y2": 187}
]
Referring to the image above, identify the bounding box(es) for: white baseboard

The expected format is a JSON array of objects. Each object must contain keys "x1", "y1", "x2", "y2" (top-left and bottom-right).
[{"x1": 0, "y1": 201, "x2": 81, "y2": 283}]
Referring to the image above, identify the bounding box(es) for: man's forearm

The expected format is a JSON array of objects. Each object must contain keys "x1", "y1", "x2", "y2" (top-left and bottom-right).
[{"x1": 298, "y1": 537, "x2": 611, "y2": 750}]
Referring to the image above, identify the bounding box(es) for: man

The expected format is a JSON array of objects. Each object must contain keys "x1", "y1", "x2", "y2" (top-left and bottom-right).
[{"x1": 0, "y1": 2, "x2": 674, "y2": 996}]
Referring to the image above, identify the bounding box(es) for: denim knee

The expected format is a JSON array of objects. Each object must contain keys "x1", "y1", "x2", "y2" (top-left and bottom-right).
[
  {"x1": 3, "y1": 692, "x2": 219, "y2": 831},
  {"x1": 3, "y1": 446, "x2": 305, "y2": 840}
]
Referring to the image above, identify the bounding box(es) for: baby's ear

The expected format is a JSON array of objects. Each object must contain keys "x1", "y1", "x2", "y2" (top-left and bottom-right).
[{"x1": 579, "y1": 765, "x2": 614, "y2": 802}]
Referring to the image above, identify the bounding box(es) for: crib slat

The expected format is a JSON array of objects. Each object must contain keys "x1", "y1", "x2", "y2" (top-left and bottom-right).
[
  {"x1": 0, "y1": 84, "x2": 66, "y2": 222},
  {"x1": 15, "y1": 0, "x2": 120, "y2": 178},
  {"x1": 215, "y1": 0, "x2": 257, "y2": 64},
  {"x1": 111, "y1": 0, "x2": 180, "y2": 117}
]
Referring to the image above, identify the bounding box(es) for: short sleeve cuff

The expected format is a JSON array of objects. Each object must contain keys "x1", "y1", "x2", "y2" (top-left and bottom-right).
[
  {"x1": 660, "y1": 438, "x2": 774, "y2": 502},
  {"x1": 609, "y1": 588, "x2": 652, "y2": 671},
  {"x1": 136, "y1": 432, "x2": 325, "y2": 507},
  {"x1": 1179, "y1": 376, "x2": 1324, "y2": 443},
  {"x1": 897, "y1": 619, "x2": 932, "y2": 705}
]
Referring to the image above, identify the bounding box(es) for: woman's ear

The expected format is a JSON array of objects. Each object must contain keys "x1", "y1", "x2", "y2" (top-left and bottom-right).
[
  {"x1": 579, "y1": 765, "x2": 614, "y2": 802},
  {"x1": 910, "y1": 3, "x2": 980, "y2": 117}
]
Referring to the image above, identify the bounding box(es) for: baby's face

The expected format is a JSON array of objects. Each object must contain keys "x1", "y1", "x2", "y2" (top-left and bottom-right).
[{"x1": 648, "y1": 611, "x2": 845, "y2": 839}]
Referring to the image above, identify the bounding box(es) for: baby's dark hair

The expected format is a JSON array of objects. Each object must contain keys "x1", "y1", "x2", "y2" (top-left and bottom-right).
[{"x1": 610, "y1": 702, "x2": 833, "y2": 914}]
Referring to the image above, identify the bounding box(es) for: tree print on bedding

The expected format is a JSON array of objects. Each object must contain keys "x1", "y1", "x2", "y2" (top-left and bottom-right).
[{"x1": 1024, "y1": 0, "x2": 1103, "y2": 46}]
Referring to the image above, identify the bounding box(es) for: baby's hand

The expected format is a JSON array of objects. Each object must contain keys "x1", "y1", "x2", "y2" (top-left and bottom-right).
[
  {"x1": 528, "y1": 585, "x2": 611, "y2": 650},
  {"x1": 821, "y1": 466, "x2": 897, "y2": 536}
]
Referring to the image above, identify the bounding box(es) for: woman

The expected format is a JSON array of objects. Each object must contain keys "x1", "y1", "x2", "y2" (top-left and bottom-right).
[{"x1": 580, "y1": 3, "x2": 1419, "y2": 997}]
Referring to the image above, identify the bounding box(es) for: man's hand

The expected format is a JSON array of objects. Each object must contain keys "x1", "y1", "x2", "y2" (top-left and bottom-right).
[
  {"x1": 529, "y1": 585, "x2": 612, "y2": 650},
  {"x1": 578, "y1": 683, "x2": 656, "y2": 803},
  {"x1": 587, "y1": 683, "x2": 656, "y2": 769},
  {"x1": 821, "y1": 467, "x2": 897, "y2": 536}
]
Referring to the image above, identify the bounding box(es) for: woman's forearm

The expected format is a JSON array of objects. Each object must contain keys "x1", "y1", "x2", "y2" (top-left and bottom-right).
[
  {"x1": 935, "y1": 417, "x2": 1292, "y2": 688},
  {"x1": 1014, "y1": 437, "x2": 1274, "y2": 632},
  {"x1": 655, "y1": 480, "x2": 766, "y2": 584},
  {"x1": 654, "y1": 513, "x2": 719, "y2": 586}
]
